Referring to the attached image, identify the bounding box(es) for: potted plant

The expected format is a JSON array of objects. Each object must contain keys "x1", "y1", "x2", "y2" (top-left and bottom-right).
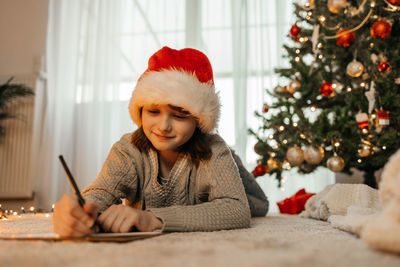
[{"x1": 0, "y1": 77, "x2": 34, "y2": 139}]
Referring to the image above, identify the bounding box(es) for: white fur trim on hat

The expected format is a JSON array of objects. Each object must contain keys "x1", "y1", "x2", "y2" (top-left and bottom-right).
[{"x1": 129, "y1": 69, "x2": 220, "y2": 133}]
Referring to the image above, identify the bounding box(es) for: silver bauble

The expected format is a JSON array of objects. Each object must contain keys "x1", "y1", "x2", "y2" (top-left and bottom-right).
[
  {"x1": 327, "y1": 156, "x2": 345, "y2": 172},
  {"x1": 346, "y1": 60, "x2": 364, "y2": 77},
  {"x1": 286, "y1": 146, "x2": 304, "y2": 167},
  {"x1": 304, "y1": 145, "x2": 325, "y2": 165}
]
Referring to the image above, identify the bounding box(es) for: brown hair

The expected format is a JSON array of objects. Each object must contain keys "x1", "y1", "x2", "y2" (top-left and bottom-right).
[{"x1": 131, "y1": 107, "x2": 213, "y2": 167}]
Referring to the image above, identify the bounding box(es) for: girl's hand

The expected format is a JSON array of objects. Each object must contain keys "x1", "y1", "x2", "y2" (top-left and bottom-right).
[
  {"x1": 52, "y1": 193, "x2": 98, "y2": 237},
  {"x1": 98, "y1": 204, "x2": 163, "y2": 233}
]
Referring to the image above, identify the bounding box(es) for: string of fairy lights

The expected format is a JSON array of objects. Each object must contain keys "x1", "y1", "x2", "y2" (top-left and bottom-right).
[{"x1": 0, "y1": 204, "x2": 55, "y2": 220}]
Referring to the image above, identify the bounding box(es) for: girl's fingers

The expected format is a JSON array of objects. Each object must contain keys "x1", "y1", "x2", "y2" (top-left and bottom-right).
[
  {"x1": 60, "y1": 210, "x2": 94, "y2": 236},
  {"x1": 120, "y1": 214, "x2": 139, "y2": 233},
  {"x1": 83, "y1": 202, "x2": 98, "y2": 221},
  {"x1": 111, "y1": 215, "x2": 127, "y2": 233},
  {"x1": 55, "y1": 215, "x2": 89, "y2": 237},
  {"x1": 98, "y1": 206, "x2": 119, "y2": 232}
]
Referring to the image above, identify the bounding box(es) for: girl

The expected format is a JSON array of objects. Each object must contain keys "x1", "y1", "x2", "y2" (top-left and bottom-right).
[{"x1": 53, "y1": 46, "x2": 268, "y2": 237}]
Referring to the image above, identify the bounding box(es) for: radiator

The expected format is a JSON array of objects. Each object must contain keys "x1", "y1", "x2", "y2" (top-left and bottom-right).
[{"x1": 0, "y1": 74, "x2": 38, "y2": 199}]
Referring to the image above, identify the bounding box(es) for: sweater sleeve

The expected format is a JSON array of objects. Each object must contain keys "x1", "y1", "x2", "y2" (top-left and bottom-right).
[
  {"x1": 81, "y1": 134, "x2": 139, "y2": 213},
  {"x1": 230, "y1": 149, "x2": 269, "y2": 217},
  {"x1": 148, "y1": 139, "x2": 251, "y2": 232}
]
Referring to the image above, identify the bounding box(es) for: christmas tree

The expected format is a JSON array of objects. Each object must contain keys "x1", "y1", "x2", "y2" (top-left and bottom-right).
[{"x1": 249, "y1": 0, "x2": 400, "y2": 188}]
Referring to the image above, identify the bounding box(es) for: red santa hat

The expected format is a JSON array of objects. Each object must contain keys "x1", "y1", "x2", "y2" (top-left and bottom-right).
[{"x1": 129, "y1": 46, "x2": 220, "y2": 133}]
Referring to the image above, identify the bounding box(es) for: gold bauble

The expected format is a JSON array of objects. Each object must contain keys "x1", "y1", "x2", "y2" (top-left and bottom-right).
[
  {"x1": 286, "y1": 146, "x2": 304, "y2": 167},
  {"x1": 346, "y1": 59, "x2": 364, "y2": 77},
  {"x1": 358, "y1": 145, "x2": 372, "y2": 157},
  {"x1": 267, "y1": 158, "x2": 280, "y2": 170},
  {"x1": 304, "y1": 145, "x2": 325, "y2": 165},
  {"x1": 327, "y1": 156, "x2": 345, "y2": 172},
  {"x1": 328, "y1": 0, "x2": 347, "y2": 14}
]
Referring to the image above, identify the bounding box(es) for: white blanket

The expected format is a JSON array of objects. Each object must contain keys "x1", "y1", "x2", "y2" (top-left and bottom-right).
[{"x1": 301, "y1": 149, "x2": 400, "y2": 253}]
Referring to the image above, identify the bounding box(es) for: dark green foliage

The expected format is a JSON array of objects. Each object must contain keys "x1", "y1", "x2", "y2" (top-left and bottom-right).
[
  {"x1": 250, "y1": 0, "x2": 400, "y2": 188},
  {"x1": 0, "y1": 77, "x2": 34, "y2": 138}
]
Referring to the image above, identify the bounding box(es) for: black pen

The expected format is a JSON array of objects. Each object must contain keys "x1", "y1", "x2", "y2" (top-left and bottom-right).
[{"x1": 58, "y1": 155, "x2": 98, "y2": 233}]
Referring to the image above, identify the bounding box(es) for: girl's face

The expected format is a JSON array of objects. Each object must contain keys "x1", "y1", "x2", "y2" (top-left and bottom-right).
[{"x1": 142, "y1": 104, "x2": 197, "y2": 153}]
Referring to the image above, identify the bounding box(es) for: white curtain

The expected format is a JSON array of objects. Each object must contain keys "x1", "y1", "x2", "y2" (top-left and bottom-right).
[{"x1": 36, "y1": 0, "x2": 334, "y2": 210}]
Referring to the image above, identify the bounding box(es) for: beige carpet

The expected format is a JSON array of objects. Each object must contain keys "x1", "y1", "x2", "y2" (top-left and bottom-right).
[{"x1": 1, "y1": 214, "x2": 399, "y2": 267}]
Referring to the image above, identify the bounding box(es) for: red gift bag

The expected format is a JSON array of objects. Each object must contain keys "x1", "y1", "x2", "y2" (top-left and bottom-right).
[{"x1": 277, "y1": 188, "x2": 315, "y2": 214}]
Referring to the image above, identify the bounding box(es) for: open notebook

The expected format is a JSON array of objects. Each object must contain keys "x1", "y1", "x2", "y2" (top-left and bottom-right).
[{"x1": 0, "y1": 231, "x2": 164, "y2": 243}]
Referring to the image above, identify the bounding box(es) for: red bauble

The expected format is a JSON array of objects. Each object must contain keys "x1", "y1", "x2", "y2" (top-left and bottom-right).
[
  {"x1": 387, "y1": 0, "x2": 400, "y2": 6},
  {"x1": 320, "y1": 82, "x2": 334, "y2": 96},
  {"x1": 253, "y1": 164, "x2": 268, "y2": 177},
  {"x1": 262, "y1": 103, "x2": 269, "y2": 113},
  {"x1": 371, "y1": 20, "x2": 392, "y2": 39},
  {"x1": 290, "y1": 24, "x2": 301, "y2": 37},
  {"x1": 379, "y1": 62, "x2": 391, "y2": 72},
  {"x1": 336, "y1": 29, "x2": 355, "y2": 48}
]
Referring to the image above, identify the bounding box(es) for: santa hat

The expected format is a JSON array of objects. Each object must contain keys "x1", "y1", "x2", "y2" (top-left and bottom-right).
[{"x1": 129, "y1": 46, "x2": 220, "y2": 133}]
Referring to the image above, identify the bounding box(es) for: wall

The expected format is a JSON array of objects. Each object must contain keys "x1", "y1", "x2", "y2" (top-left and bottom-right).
[
  {"x1": 0, "y1": 0, "x2": 48, "y2": 76},
  {"x1": 0, "y1": 0, "x2": 49, "y2": 211}
]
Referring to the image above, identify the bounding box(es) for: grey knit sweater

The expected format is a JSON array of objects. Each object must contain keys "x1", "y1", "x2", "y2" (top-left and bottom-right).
[{"x1": 82, "y1": 133, "x2": 251, "y2": 232}]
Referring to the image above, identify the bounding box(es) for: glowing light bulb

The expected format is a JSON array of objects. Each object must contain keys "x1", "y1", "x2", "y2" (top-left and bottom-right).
[
  {"x1": 310, "y1": 105, "x2": 317, "y2": 112},
  {"x1": 268, "y1": 134, "x2": 274, "y2": 140},
  {"x1": 283, "y1": 139, "x2": 288, "y2": 144},
  {"x1": 296, "y1": 49, "x2": 300, "y2": 54},
  {"x1": 362, "y1": 128, "x2": 368, "y2": 134},
  {"x1": 334, "y1": 142, "x2": 340, "y2": 147},
  {"x1": 317, "y1": 43, "x2": 323, "y2": 49},
  {"x1": 295, "y1": 57, "x2": 300, "y2": 62},
  {"x1": 360, "y1": 82, "x2": 367, "y2": 87},
  {"x1": 318, "y1": 55, "x2": 323, "y2": 59},
  {"x1": 29, "y1": 206, "x2": 35, "y2": 212},
  {"x1": 293, "y1": 122, "x2": 298, "y2": 127},
  {"x1": 382, "y1": 146, "x2": 387, "y2": 150},
  {"x1": 358, "y1": 159, "x2": 362, "y2": 163},
  {"x1": 300, "y1": 134, "x2": 306, "y2": 139},
  {"x1": 319, "y1": 16, "x2": 326, "y2": 23},
  {"x1": 279, "y1": 125, "x2": 285, "y2": 132}
]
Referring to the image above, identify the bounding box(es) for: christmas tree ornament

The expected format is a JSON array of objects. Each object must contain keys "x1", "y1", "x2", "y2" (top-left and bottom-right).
[
  {"x1": 356, "y1": 112, "x2": 369, "y2": 129},
  {"x1": 282, "y1": 160, "x2": 291, "y2": 170},
  {"x1": 253, "y1": 164, "x2": 268, "y2": 177},
  {"x1": 267, "y1": 158, "x2": 280, "y2": 170},
  {"x1": 327, "y1": 155, "x2": 345, "y2": 172},
  {"x1": 286, "y1": 146, "x2": 304, "y2": 167},
  {"x1": 336, "y1": 29, "x2": 355, "y2": 48},
  {"x1": 387, "y1": 0, "x2": 400, "y2": 6},
  {"x1": 307, "y1": 0, "x2": 315, "y2": 8},
  {"x1": 328, "y1": 0, "x2": 347, "y2": 14},
  {"x1": 304, "y1": 145, "x2": 325, "y2": 165},
  {"x1": 376, "y1": 110, "x2": 390, "y2": 127},
  {"x1": 358, "y1": 144, "x2": 372, "y2": 157},
  {"x1": 273, "y1": 85, "x2": 286, "y2": 95},
  {"x1": 290, "y1": 24, "x2": 301, "y2": 38},
  {"x1": 320, "y1": 82, "x2": 334, "y2": 96},
  {"x1": 254, "y1": 141, "x2": 269, "y2": 155},
  {"x1": 289, "y1": 79, "x2": 301, "y2": 93},
  {"x1": 378, "y1": 62, "x2": 391, "y2": 72},
  {"x1": 365, "y1": 82, "x2": 376, "y2": 114},
  {"x1": 262, "y1": 103, "x2": 269, "y2": 113},
  {"x1": 346, "y1": 59, "x2": 364, "y2": 77},
  {"x1": 333, "y1": 82, "x2": 344, "y2": 93},
  {"x1": 371, "y1": 20, "x2": 392, "y2": 39}
]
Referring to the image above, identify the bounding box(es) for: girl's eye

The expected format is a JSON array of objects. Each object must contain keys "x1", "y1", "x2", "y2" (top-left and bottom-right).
[
  {"x1": 174, "y1": 114, "x2": 188, "y2": 119},
  {"x1": 148, "y1": 109, "x2": 159, "y2": 114}
]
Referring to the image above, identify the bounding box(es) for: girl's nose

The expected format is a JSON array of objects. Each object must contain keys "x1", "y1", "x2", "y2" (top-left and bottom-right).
[{"x1": 159, "y1": 115, "x2": 172, "y2": 132}]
